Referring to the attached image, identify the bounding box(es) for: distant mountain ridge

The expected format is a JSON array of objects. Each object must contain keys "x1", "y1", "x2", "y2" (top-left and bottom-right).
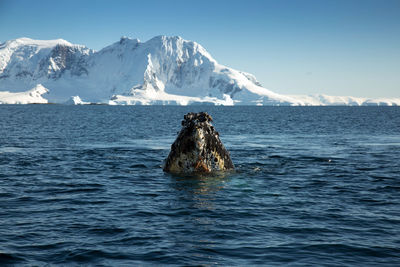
[{"x1": 0, "y1": 36, "x2": 399, "y2": 105}]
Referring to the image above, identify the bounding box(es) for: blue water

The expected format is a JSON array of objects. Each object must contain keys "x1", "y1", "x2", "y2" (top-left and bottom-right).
[{"x1": 1, "y1": 106, "x2": 400, "y2": 266}]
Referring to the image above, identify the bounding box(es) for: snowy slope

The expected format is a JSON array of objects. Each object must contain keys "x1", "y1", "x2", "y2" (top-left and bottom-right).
[
  {"x1": 0, "y1": 36, "x2": 398, "y2": 105},
  {"x1": 0, "y1": 84, "x2": 49, "y2": 104},
  {"x1": 0, "y1": 37, "x2": 93, "y2": 102}
]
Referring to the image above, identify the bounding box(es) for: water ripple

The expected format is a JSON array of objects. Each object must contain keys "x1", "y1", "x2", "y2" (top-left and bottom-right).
[{"x1": 0, "y1": 106, "x2": 400, "y2": 265}]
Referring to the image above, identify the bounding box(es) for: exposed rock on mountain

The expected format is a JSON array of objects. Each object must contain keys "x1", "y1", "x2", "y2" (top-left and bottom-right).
[{"x1": 0, "y1": 36, "x2": 399, "y2": 105}]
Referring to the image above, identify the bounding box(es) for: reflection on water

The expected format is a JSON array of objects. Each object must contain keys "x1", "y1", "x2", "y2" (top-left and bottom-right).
[
  {"x1": 166, "y1": 173, "x2": 232, "y2": 266},
  {"x1": 169, "y1": 172, "x2": 230, "y2": 210}
]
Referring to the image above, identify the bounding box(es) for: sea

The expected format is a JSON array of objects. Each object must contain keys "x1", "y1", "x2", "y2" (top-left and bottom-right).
[{"x1": 0, "y1": 105, "x2": 399, "y2": 266}]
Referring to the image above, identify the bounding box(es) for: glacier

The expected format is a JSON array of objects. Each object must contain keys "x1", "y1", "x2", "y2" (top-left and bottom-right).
[
  {"x1": 64, "y1": 96, "x2": 91, "y2": 105},
  {"x1": 0, "y1": 36, "x2": 398, "y2": 105}
]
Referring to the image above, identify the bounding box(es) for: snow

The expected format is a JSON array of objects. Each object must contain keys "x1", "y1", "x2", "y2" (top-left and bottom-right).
[
  {"x1": 0, "y1": 84, "x2": 49, "y2": 104},
  {"x1": 362, "y1": 98, "x2": 400, "y2": 106},
  {"x1": 110, "y1": 91, "x2": 235, "y2": 106},
  {"x1": 0, "y1": 37, "x2": 74, "y2": 73},
  {"x1": 0, "y1": 36, "x2": 398, "y2": 106},
  {"x1": 64, "y1": 95, "x2": 90, "y2": 105},
  {"x1": 289, "y1": 94, "x2": 400, "y2": 106},
  {"x1": 7, "y1": 37, "x2": 72, "y2": 48}
]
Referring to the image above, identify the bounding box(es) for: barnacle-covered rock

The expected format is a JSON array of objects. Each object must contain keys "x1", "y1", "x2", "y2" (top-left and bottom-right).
[{"x1": 163, "y1": 112, "x2": 234, "y2": 174}]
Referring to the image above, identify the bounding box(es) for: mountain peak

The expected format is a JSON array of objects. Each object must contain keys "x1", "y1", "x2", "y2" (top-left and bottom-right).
[
  {"x1": 2, "y1": 35, "x2": 397, "y2": 106},
  {"x1": 146, "y1": 35, "x2": 189, "y2": 46},
  {"x1": 149, "y1": 35, "x2": 181, "y2": 41},
  {"x1": 119, "y1": 36, "x2": 140, "y2": 45},
  {"x1": 4, "y1": 37, "x2": 73, "y2": 49}
]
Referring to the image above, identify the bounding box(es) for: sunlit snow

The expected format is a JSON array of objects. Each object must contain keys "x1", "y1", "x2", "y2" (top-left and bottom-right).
[
  {"x1": 0, "y1": 36, "x2": 398, "y2": 106},
  {"x1": 0, "y1": 84, "x2": 48, "y2": 104}
]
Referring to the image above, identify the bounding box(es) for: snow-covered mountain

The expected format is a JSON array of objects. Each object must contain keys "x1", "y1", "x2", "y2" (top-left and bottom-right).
[
  {"x1": 0, "y1": 36, "x2": 399, "y2": 105},
  {"x1": 0, "y1": 84, "x2": 48, "y2": 104}
]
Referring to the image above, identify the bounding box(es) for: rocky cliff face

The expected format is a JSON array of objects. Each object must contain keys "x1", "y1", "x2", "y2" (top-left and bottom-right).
[
  {"x1": 45, "y1": 44, "x2": 91, "y2": 79},
  {"x1": 0, "y1": 38, "x2": 92, "y2": 82}
]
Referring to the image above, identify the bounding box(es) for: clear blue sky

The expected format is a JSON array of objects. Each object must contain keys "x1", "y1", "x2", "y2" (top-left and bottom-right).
[{"x1": 1, "y1": 0, "x2": 399, "y2": 97}]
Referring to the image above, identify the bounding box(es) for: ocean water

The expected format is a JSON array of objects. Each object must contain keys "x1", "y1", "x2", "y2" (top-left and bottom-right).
[{"x1": 0, "y1": 105, "x2": 399, "y2": 266}]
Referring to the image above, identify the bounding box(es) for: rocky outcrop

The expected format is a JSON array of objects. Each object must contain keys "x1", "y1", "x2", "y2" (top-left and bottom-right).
[
  {"x1": 45, "y1": 44, "x2": 90, "y2": 79},
  {"x1": 163, "y1": 112, "x2": 234, "y2": 174}
]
